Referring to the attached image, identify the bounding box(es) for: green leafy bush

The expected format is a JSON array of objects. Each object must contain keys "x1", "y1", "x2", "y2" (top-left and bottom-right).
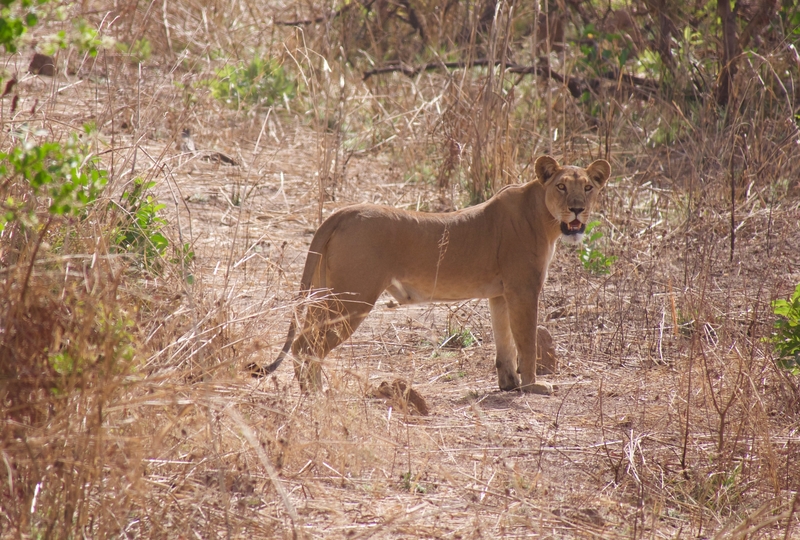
[
  {"x1": 0, "y1": 0, "x2": 40, "y2": 53},
  {"x1": 0, "y1": 132, "x2": 108, "y2": 231},
  {"x1": 577, "y1": 221, "x2": 617, "y2": 275},
  {"x1": 577, "y1": 24, "x2": 636, "y2": 76},
  {"x1": 41, "y1": 18, "x2": 115, "y2": 56},
  {"x1": 115, "y1": 178, "x2": 169, "y2": 269},
  {"x1": 771, "y1": 284, "x2": 800, "y2": 375},
  {"x1": 209, "y1": 57, "x2": 295, "y2": 109}
]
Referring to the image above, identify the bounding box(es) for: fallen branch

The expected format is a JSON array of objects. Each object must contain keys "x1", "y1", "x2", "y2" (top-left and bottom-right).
[
  {"x1": 363, "y1": 58, "x2": 659, "y2": 99},
  {"x1": 274, "y1": 0, "x2": 375, "y2": 26},
  {"x1": 275, "y1": 8, "x2": 347, "y2": 26},
  {"x1": 362, "y1": 58, "x2": 581, "y2": 90}
]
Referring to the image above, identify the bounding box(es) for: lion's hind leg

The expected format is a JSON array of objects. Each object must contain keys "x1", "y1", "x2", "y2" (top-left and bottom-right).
[
  {"x1": 291, "y1": 292, "x2": 375, "y2": 391},
  {"x1": 290, "y1": 302, "x2": 328, "y2": 392}
]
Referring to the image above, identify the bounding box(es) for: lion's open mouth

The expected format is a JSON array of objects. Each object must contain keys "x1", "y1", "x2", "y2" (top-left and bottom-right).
[{"x1": 561, "y1": 220, "x2": 585, "y2": 235}]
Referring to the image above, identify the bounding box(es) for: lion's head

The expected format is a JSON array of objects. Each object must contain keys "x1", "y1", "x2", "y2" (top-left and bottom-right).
[{"x1": 536, "y1": 156, "x2": 611, "y2": 245}]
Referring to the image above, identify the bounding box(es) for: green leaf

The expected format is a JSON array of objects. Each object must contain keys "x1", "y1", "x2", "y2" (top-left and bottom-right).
[
  {"x1": 149, "y1": 232, "x2": 168, "y2": 251},
  {"x1": 771, "y1": 283, "x2": 800, "y2": 374}
]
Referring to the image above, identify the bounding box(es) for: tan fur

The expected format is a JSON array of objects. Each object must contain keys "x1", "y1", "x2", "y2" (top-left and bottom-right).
[{"x1": 249, "y1": 156, "x2": 611, "y2": 395}]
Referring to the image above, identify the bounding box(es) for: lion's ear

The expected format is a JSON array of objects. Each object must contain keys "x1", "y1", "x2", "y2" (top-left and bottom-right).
[
  {"x1": 586, "y1": 159, "x2": 611, "y2": 187},
  {"x1": 534, "y1": 155, "x2": 560, "y2": 184}
]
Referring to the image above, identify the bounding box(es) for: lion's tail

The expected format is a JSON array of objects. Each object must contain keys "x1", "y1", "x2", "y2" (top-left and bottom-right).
[
  {"x1": 248, "y1": 318, "x2": 297, "y2": 377},
  {"x1": 248, "y1": 211, "x2": 344, "y2": 378}
]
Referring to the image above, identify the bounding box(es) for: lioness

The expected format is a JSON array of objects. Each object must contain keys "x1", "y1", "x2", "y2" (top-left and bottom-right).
[{"x1": 250, "y1": 155, "x2": 611, "y2": 395}]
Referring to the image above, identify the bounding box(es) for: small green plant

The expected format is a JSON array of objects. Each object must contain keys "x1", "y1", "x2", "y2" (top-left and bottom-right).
[
  {"x1": 41, "y1": 18, "x2": 115, "y2": 57},
  {"x1": 116, "y1": 37, "x2": 151, "y2": 62},
  {"x1": 691, "y1": 462, "x2": 744, "y2": 512},
  {"x1": 0, "y1": 131, "x2": 108, "y2": 231},
  {"x1": 401, "y1": 472, "x2": 427, "y2": 494},
  {"x1": 114, "y1": 179, "x2": 192, "y2": 276},
  {"x1": 115, "y1": 178, "x2": 169, "y2": 269},
  {"x1": 208, "y1": 57, "x2": 295, "y2": 109},
  {"x1": 442, "y1": 370, "x2": 467, "y2": 382},
  {"x1": 440, "y1": 326, "x2": 477, "y2": 349},
  {"x1": 577, "y1": 221, "x2": 616, "y2": 275},
  {"x1": 770, "y1": 283, "x2": 800, "y2": 375},
  {"x1": 47, "y1": 312, "x2": 135, "y2": 379},
  {"x1": 172, "y1": 241, "x2": 195, "y2": 284}
]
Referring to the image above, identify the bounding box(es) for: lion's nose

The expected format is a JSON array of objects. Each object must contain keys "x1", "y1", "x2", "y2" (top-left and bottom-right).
[{"x1": 569, "y1": 207, "x2": 584, "y2": 217}]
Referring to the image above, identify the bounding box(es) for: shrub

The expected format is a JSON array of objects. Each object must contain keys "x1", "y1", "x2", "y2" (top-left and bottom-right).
[
  {"x1": 0, "y1": 131, "x2": 108, "y2": 231},
  {"x1": 0, "y1": 0, "x2": 40, "y2": 53},
  {"x1": 208, "y1": 57, "x2": 295, "y2": 109},
  {"x1": 114, "y1": 178, "x2": 169, "y2": 269},
  {"x1": 771, "y1": 283, "x2": 800, "y2": 375},
  {"x1": 577, "y1": 221, "x2": 616, "y2": 275}
]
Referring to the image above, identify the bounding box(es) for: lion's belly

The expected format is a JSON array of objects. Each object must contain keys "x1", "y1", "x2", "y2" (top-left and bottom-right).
[{"x1": 386, "y1": 275, "x2": 504, "y2": 305}]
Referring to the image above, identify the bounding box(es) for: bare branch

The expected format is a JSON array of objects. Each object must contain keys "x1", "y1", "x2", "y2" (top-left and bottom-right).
[{"x1": 363, "y1": 58, "x2": 659, "y2": 100}]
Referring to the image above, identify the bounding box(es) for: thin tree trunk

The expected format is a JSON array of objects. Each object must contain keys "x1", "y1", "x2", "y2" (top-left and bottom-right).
[{"x1": 716, "y1": 0, "x2": 739, "y2": 107}]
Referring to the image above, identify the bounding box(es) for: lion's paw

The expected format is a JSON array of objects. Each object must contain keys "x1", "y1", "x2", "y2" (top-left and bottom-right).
[
  {"x1": 497, "y1": 372, "x2": 521, "y2": 392},
  {"x1": 521, "y1": 381, "x2": 553, "y2": 396}
]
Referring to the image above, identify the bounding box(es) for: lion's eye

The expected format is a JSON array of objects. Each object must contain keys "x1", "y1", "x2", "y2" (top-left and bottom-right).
[
  {"x1": 557, "y1": 184, "x2": 566, "y2": 192},
  {"x1": 584, "y1": 185, "x2": 593, "y2": 192}
]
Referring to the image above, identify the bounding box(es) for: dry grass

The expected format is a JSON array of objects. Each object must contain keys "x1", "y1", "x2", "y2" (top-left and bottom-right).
[{"x1": 2, "y1": 1, "x2": 800, "y2": 538}]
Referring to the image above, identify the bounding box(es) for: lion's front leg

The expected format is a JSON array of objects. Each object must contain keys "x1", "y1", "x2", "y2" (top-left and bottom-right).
[
  {"x1": 505, "y1": 291, "x2": 553, "y2": 396},
  {"x1": 489, "y1": 296, "x2": 520, "y2": 391}
]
